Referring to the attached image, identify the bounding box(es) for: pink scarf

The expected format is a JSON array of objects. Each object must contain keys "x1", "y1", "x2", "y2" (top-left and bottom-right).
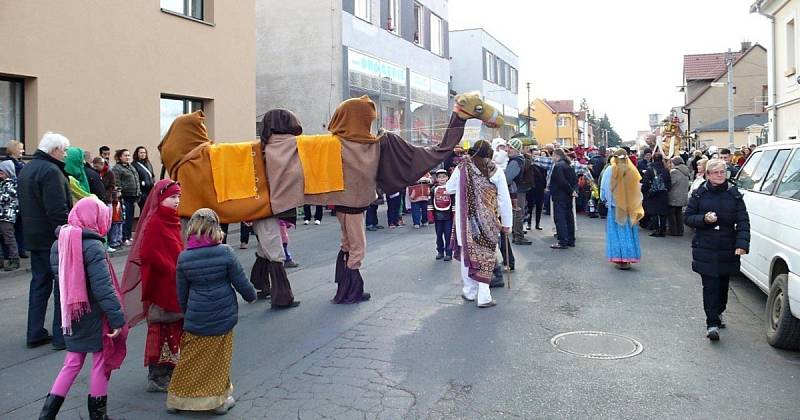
[
  {"x1": 187, "y1": 234, "x2": 220, "y2": 250},
  {"x1": 58, "y1": 197, "x2": 128, "y2": 373}
]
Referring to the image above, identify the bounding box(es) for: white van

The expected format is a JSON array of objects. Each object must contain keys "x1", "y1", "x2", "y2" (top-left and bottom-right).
[{"x1": 736, "y1": 141, "x2": 800, "y2": 350}]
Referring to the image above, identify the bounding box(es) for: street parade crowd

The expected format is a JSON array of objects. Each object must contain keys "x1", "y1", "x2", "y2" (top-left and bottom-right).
[{"x1": 10, "y1": 94, "x2": 751, "y2": 418}]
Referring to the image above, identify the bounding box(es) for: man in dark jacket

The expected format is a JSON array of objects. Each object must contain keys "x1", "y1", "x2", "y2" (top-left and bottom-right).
[
  {"x1": 18, "y1": 132, "x2": 72, "y2": 349},
  {"x1": 505, "y1": 138, "x2": 531, "y2": 246},
  {"x1": 549, "y1": 149, "x2": 578, "y2": 249},
  {"x1": 84, "y1": 159, "x2": 106, "y2": 200},
  {"x1": 684, "y1": 158, "x2": 750, "y2": 341}
]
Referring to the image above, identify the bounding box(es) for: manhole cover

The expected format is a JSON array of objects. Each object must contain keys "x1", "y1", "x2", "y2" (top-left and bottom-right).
[{"x1": 551, "y1": 331, "x2": 643, "y2": 360}]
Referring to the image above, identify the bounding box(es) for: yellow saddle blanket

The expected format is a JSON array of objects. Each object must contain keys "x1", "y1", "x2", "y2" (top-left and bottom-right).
[
  {"x1": 208, "y1": 142, "x2": 258, "y2": 203},
  {"x1": 296, "y1": 134, "x2": 345, "y2": 194}
]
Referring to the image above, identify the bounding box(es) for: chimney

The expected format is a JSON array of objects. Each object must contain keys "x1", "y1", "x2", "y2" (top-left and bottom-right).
[{"x1": 741, "y1": 41, "x2": 752, "y2": 52}]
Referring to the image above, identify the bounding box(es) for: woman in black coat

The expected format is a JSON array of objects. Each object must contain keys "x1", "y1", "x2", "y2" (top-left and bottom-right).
[
  {"x1": 132, "y1": 146, "x2": 155, "y2": 210},
  {"x1": 641, "y1": 153, "x2": 671, "y2": 237},
  {"x1": 684, "y1": 158, "x2": 750, "y2": 341}
]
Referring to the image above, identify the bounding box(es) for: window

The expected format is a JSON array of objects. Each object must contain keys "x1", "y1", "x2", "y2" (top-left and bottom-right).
[
  {"x1": 413, "y1": 3, "x2": 424, "y2": 46},
  {"x1": 787, "y1": 19, "x2": 796, "y2": 75},
  {"x1": 740, "y1": 149, "x2": 779, "y2": 191},
  {"x1": 510, "y1": 67, "x2": 518, "y2": 93},
  {"x1": 557, "y1": 116, "x2": 568, "y2": 128},
  {"x1": 484, "y1": 51, "x2": 495, "y2": 83},
  {"x1": 736, "y1": 150, "x2": 763, "y2": 190},
  {"x1": 354, "y1": 0, "x2": 371, "y2": 21},
  {"x1": 430, "y1": 13, "x2": 443, "y2": 56},
  {"x1": 494, "y1": 57, "x2": 501, "y2": 84},
  {"x1": 0, "y1": 77, "x2": 24, "y2": 148},
  {"x1": 160, "y1": 96, "x2": 204, "y2": 137},
  {"x1": 776, "y1": 149, "x2": 800, "y2": 200},
  {"x1": 557, "y1": 138, "x2": 569, "y2": 146},
  {"x1": 161, "y1": 0, "x2": 203, "y2": 20},
  {"x1": 760, "y1": 149, "x2": 791, "y2": 193},
  {"x1": 386, "y1": 0, "x2": 400, "y2": 33},
  {"x1": 498, "y1": 61, "x2": 506, "y2": 87}
]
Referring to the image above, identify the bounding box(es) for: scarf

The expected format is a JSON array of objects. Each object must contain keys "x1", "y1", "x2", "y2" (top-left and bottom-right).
[
  {"x1": 456, "y1": 157, "x2": 500, "y2": 284},
  {"x1": 187, "y1": 234, "x2": 220, "y2": 250},
  {"x1": 65, "y1": 147, "x2": 91, "y2": 194},
  {"x1": 121, "y1": 179, "x2": 183, "y2": 326},
  {"x1": 610, "y1": 155, "x2": 644, "y2": 225},
  {"x1": 328, "y1": 96, "x2": 378, "y2": 144}
]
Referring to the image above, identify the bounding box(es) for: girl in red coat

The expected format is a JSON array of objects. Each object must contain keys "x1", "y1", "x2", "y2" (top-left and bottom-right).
[{"x1": 121, "y1": 178, "x2": 183, "y2": 392}]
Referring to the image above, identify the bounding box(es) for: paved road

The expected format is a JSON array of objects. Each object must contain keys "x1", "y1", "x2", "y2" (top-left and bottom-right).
[{"x1": 2, "y1": 210, "x2": 799, "y2": 419}]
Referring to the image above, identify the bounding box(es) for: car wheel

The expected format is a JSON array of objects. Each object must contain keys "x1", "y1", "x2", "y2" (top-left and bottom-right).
[{"x1": 765, "y1": 273, "x2": 800, "y2": 350}]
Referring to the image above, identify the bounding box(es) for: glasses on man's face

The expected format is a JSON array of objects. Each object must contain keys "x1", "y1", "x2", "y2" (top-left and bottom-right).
[{"x1": 707, "y1": 170, "x2": 726, "y2": 176}]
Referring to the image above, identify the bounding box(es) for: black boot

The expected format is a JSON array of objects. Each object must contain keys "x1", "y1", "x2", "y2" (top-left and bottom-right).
[
  {"x1": 38, "y1": 393, "x2": 64, "y2": 420},
  {"x1": 88, "y1": 395, "x2": 108, "y2": 420}
]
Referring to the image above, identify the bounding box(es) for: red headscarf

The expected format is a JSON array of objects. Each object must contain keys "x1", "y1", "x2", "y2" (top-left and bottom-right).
[{"x1": 122, "y1": 179, "x2": 183, "y2": 326}]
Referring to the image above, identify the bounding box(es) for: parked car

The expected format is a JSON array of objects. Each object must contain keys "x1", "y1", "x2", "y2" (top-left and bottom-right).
[{"x1": 736, "y1": 140, "x2": 800, "y2": 349}]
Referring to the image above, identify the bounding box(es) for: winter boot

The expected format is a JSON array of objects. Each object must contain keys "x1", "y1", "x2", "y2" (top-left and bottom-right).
[
  {"x1": 88, "y1": 395, "x2": 109, "y2": 420},
  {"x1": 4, "y1": 258, "x2": 19, "y2": 271},
  {"x1": 38, "y1": 393, "x2": 65, "y2": 420}
]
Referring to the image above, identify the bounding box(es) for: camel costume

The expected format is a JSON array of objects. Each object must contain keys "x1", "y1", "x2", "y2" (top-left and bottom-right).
[{"x1": 159, "y1": 92, "x2": 502, "y2": 304}]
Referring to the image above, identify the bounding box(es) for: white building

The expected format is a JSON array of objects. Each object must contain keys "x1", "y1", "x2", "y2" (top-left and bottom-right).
[
  {"x1": 752, "y1": 0, "x2": 800, "y2": 143},
  {"x1": 449, "y1": 28, "x2": 519, "y2": 142},
  {"x1": 256, "y1": 0, "x2": 450, "y2": 145}
]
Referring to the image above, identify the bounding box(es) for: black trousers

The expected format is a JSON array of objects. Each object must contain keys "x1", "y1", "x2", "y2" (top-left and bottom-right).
[
  {"x1": 553, "y1": 199, "x2": 575, "y2": 246},
  {"x1": 666, "y1": 206, "x2": 684, "y2": 236},
  {"x1": 303, "y1": 205, "x2": 324, "y2": 222},
  {"x1": 525, "y1": 189, "x2": 544, "y2": 227},
  {"x1": 701, "y1": 275, "x2": 730, "y2": 327},
  {"x1": 434, "y1": 219, "x2": 453, "y2": 255},
  {"x1": 499, "y1": 231, "x2": 514, "y2": 269},
  {"x1": 365, "y1": 204, "x2": 379, "y2": 227},
  {"x1": 652, "y1": 214, "x2": 667, "y2": 234}
]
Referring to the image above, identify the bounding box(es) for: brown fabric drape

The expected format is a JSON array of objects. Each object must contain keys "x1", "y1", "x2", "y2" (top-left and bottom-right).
[
  {"x1": 328, "y1": 96, "x2": 378, "y2": 144},
  {"x1": 260, "y1": 109, "x2": 303, "y2": 144}
]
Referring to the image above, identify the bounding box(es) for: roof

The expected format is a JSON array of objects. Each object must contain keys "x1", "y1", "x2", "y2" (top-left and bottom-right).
[
  {"x1": 694, "y1": 113, "x2": 768, "y2": 132},
  {"x1": 544, "y1": 99, "x2": 574, "y2": 114},
  {"x1": 685, "y1": 44, "x2": 766, "y2": 106},
  {"x1": 684, "y1": 52, "x2": 743, "y2": 81}
]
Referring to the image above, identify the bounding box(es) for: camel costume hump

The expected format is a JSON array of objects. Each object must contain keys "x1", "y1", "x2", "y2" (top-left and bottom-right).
[{"x1": 158, "y1": 111, "x2": 272, "y2": 223}]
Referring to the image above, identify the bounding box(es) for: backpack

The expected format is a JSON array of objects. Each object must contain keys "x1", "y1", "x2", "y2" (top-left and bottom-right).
[
  {"x1": 649, "y1": 170, "x2": 667, "y2": 195},
  {"x1": 516, "y1": 156, "x2": 536, "y2": 191}
]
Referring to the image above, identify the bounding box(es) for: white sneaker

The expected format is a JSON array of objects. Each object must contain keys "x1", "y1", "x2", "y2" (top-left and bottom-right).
[
  {"x1": 123, "y1": 239, "x2": 133, "y2": 246},
  {"x1": 303, "y1": 220, "x2": 310, "y2": 225},
  {"x1": 213, "y1": 396, "x2": 236, "y2": 414},
  {"x1": 107, "y1": 247, "x2": 117, "y2": 253},
  {"x1": 314, "y1": 220, "x2": 321, "y2": 225}
]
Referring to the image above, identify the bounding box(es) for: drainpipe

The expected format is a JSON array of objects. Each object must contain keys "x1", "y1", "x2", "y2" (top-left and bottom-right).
[{"x1": 753, "y1": 1, "x2": 777, "y2": 143}]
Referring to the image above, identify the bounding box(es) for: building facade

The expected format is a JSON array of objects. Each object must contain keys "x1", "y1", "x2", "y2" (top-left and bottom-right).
[
  {"x1": 694, "y1": 112, "x2": 768, "y2": 148},
  {"x1": 752, "y1": 0, "x2": 800, "y2": 143},
  {"x1": 449, "y1": 28, "x2": 519, "y2": 142},
  {"x1": 683, "y1": 44, "x2": 768, "y2": 132},
  {"x1": 0, "y1": 0, "x2": 256, "y2": 166},
  {"x1": 528, "y1": 99, "x2": 579, "y2": 147},
  {"x1": 257, "y1": 0, "x2": 450, "y2": 145}
]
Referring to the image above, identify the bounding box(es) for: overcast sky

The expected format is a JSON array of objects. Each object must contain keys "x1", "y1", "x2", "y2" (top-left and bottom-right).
[{"x1": 448, "y1": 0, "x2": 770, "y2": 140}]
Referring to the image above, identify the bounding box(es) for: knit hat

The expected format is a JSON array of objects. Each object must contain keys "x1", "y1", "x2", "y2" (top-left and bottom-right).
[{"x1": 507, "y1": 138, "x2": 523, "y2": 152}]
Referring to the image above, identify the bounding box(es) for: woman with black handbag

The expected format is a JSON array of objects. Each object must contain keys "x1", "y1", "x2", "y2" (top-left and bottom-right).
[{"x1": 641, "y1": 153, "x2": 671, "y2": 237}]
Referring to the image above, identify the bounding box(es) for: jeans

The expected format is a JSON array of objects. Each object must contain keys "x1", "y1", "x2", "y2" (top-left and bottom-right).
[
  {"x1": 411, "y1": 201, "x2": 427, "y2": 226},
  {"x1": 303, "y1": 205, "x2": 323, "y2": 222},
  {"x1": 434, "y1": 219, "x2": 452, "y2": 255},
  {"x1": 499, "y1": 231, "x2": 514, "y2": 268},
  {"x1": 27, "y1": 250, "x2": 63, "y2": 346},
  {"x1": 701, "y1": 275, "x2": 730, "y2": 327},
  {"x1": 553, "y1": 199, "x2": 575, "y2": 246},
  {"x1": 365, "y1": 204, "x2": 379, "y2": 227},
  {"x1": 387, "y1": 195, "x2": 402, "y2": 226},
  {"x1": 543, "y1": 191, "x2": 551, "y2": 214},
  {"x1": 108, "y1": 222, "x2": 123, "y2": 248},
  {"x1": 122, "y1": 197, "x2": 137, "y2": 241}
]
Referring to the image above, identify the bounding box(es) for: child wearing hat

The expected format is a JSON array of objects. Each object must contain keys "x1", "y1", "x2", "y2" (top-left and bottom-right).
[{"x1": 429, "y1": 169, "x2": 454, "y2": 261}]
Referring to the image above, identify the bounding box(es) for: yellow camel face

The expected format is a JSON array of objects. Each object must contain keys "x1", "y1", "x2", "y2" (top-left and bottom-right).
[{"x1": 455, "y1": 92, "x2": 505, "y2": 128}]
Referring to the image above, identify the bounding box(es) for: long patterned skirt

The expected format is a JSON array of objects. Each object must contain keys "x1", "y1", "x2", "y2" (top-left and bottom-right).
[
  {"x1": 606, "y1": 207, "x2": 641, "y2": 264},
  {"x1": 166, "y1": 330, "x2": 235, "y2": 411},
  {"x1": 144, "y1": 320, "x2": 183, "y2": 367}
]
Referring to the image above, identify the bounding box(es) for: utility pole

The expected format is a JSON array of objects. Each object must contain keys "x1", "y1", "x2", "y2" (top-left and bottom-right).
[
  {"x1": 726, "y1": 48, "x2": 735, "y2": 151},
  {"x1": 526, "y1": 82, "x2": 531, "y2": 137}
]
